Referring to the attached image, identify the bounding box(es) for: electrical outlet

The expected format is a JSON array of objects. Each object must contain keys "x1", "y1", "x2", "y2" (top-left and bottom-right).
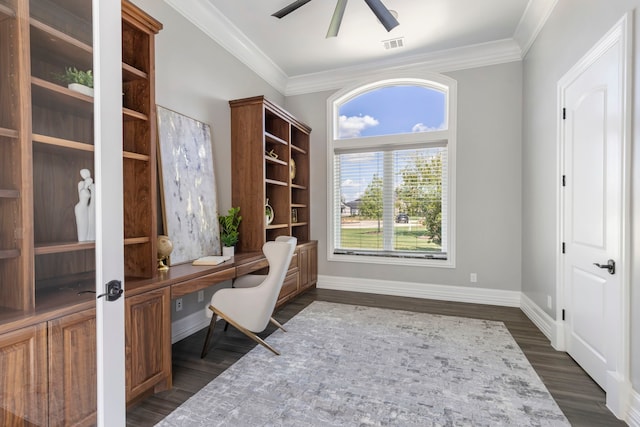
[
  {"x1": 547, "y1": 295, "x2": 552, "y2": 309},
  {"x1": 176, "y1": 298, "x2": 183, "y2": 312},
  {"x1": 470, "y1": 273, "x2": 477, "y2": 283},
  {"x1": 197, "y1": 290, "x2": 204, "y2": 302}
]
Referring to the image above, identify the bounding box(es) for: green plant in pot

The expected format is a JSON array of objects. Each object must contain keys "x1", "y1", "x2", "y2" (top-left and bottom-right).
[
  {"x1": 219, "y1": 207, "x2": 241, "y2": 256},
  {"x1": 55, "y1": 67, "x2": 94, "y2": 96}
]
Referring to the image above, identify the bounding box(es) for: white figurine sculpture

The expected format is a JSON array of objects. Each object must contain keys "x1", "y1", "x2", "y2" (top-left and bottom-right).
[{"x1": 75, "y1": 169, "x2": 96, "y2": 242}]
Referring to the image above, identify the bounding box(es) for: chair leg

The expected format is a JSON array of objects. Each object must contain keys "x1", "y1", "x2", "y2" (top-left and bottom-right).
[
  {"x1": 269, "y1": 317, "x2": 287, "y2": 332},
  {"x1": 212, "y1": 306, "x2": 280, "y2": 356},
  {"x1": 200, "y1": 310, "x2": 218, "y2": 359}
]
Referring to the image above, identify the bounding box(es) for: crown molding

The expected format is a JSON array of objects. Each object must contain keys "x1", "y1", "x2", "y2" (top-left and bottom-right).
[
  {"x1": 163, "y1": 0, "x2": 288, "y2": 93},
  {"x1": 284, "y1": 39, "x2": 522, "y2": 96},
  {"x1": 164, "y1": 0, "x2": 554, "y2": 96},
  {"x1": 513, "y1": 0, "x2": 559, "y2": 57}
]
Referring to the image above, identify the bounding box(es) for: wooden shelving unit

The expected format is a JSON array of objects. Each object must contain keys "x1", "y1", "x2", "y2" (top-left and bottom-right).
[
  {"x1": 230, "y1": 96, "x2": 313, "y2": 251},
  {"x1": 0, "y1": 0, "x2": 163, "y2": 423},
  {"x1": 229, "y1": 96, "x2": 317, "y2": 304}
]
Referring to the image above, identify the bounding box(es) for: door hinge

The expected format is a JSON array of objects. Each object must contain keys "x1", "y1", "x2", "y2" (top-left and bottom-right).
[
  {"x1": 562, "y1": 175, "x2": 566, "y2": 187},
  {"x1": 562, "y1": 242, "x2": 565, "y2": 254},
  {"x1": 562, "y1": 309, "x2": 565, "y2": 321},
  {"x1": 562, "y1": 107, "x2": 566, "y2": 120}
]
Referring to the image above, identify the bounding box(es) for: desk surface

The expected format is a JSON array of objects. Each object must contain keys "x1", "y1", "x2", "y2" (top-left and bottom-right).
[
  {"x1": 0, "y1": 251, "x2": 267, "y2": 335},
  {"x1": 126, "y1": 251, "x2": 267, "y2": 298}
]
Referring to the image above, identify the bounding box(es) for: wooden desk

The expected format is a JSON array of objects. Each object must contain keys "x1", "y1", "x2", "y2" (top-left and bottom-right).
[{"x1": 126, "y1": 251, "x2": 267, "y2": 299}]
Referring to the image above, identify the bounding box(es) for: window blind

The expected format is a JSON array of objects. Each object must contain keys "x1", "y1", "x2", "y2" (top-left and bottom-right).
[{"x1": 334, "y1": 145, "x2": 447, "y2": 259}]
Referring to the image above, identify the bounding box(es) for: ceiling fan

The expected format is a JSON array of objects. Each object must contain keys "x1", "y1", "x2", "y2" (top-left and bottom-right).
[{"x1": 272, "y1": 0, "x2": 400, "y2": 38}]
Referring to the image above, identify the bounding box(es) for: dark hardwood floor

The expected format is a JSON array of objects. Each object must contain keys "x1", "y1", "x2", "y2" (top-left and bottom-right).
[{"x1": 126, "y1": 288, "x2": 626, "y2": 426}]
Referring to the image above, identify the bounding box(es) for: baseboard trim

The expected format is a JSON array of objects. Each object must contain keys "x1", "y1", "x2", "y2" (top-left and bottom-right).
[
  {"x1": 627, "y1": 389, "x2": 640, "y2": 426},
  {"x1": 520, "y1": 292, "x2": 559, "y2": 345},
  {"x1": 317, "y1": 275, "x2": 521, "y2": 307},
  {"x1": 171, "y1": 309, "x2": 211, "y2": 344}
]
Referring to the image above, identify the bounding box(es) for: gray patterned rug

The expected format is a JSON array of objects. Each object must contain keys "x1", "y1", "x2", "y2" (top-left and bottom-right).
[{"x1": 157, "y1": 301, "x2": 569, "y2": 426}]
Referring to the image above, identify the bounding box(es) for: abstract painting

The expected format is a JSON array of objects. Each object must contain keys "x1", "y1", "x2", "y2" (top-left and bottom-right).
[{"x1": 157, "y1": 106, "x2": 221, "y2": 264}]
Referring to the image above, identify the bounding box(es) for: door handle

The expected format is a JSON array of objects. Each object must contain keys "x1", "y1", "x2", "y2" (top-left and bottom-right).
[{"x1": 593, "y1": 259, "x2": 615, "y2": 275}]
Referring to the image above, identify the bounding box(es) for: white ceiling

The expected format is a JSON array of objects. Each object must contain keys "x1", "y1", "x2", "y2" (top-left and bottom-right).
[{"x1": 163, "y1": 0, "x2": 558, "y2": 95}]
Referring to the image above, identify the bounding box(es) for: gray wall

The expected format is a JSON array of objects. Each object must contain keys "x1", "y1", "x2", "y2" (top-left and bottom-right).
[
  {"x1": 133, "y1": 0, "x2": 639, "y2": 393},
  {"x1": 130, "y1": 0, "x2": 283, "y2": 320},
  {"x1": 132, "y1": 0, "x2": 284, "y2": 218},
  {"x1": 287, "y1": 62, "x2": 523, "y2": 292},
  {"x1": 521, "y1": 0, "x2": 639, "y2": 388}
]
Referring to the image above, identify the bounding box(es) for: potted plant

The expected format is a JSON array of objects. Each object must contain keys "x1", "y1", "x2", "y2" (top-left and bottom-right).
[
  {"x1": 219, "y1": 207, "x2": 241, "y2": 256},
  {"x1": 56, "y1": 67, "x2": 94, "y2": 97}
]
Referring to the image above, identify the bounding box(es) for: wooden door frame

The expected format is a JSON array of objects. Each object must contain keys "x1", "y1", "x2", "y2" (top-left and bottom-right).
[{"x1": 555, "y1": 13, "x2": 632, "y2": 419}]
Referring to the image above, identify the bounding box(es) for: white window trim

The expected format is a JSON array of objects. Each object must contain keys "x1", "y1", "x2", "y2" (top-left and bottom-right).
[{"x1": 326, "y1": 74, "x2": 457, "y2": 268}]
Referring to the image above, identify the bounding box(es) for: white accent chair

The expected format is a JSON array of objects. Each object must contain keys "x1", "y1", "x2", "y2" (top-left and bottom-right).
[{"x1": 200, "y1": 237, "x2": 297, "y2": 358}]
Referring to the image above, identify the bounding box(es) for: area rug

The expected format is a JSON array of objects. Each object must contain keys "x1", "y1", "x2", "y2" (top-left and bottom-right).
[{"x1": 156, "y1": 301, "x2": 569, "y2": 426}]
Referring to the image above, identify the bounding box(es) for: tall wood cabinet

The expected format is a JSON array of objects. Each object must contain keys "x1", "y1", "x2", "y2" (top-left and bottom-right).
[
  {"x1": 230, "y1": 96, "x2": 312, "y2": 250},
  {"x1": 0, "y1": 0, "x2": 160, "y2": 319},
  {"x1": 0, "y1": 0, "x2": 163, "y2": 424},
  {"x1": 230, "y1": 96, "x2": 317, "y2": 301}
]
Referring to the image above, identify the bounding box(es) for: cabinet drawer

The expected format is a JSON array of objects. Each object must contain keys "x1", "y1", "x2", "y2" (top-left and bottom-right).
[
  {"x1": 235, "y1": 258, "x2": 269, "y2": 276},
  {"x1": 171, "y1": 267, "x2": 236, "y2": 299},
  {"x1": 288, "y1": 252, "x2": 298, "y2": 270},
  {"x1": 278, "y1": 269, "x2": 299, "y2": 300}
]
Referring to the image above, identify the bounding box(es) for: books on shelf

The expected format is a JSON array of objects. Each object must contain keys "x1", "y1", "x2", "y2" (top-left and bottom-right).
[{"x1": 192, "y1": 255, "x2": 231, "y2": 266}]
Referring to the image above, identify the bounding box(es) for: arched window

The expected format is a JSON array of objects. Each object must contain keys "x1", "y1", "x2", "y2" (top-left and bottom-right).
[{"x1": 327, "y1": 76, "x2": 456, "y2": 266}]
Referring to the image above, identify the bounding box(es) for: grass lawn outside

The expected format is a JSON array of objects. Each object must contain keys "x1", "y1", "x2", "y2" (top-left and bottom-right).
[{"x1": 340, "y1": 226, "x2": 441, "y2": 252}]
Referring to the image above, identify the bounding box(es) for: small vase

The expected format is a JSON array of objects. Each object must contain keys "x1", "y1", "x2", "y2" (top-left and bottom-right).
[
  {"x1": 265, "y1": 198, "x2": 274, "y2": 225},
  {"x1": 222, "y1": 246, "x2": 235, "y2": 257}
]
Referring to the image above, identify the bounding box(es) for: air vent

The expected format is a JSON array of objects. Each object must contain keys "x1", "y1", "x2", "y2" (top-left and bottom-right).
[{"x1": 383, "y1": 37, "x2": 404, "y2": 50}]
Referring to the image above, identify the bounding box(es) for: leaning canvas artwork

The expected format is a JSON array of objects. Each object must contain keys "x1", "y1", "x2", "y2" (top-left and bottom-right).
[{"x1": 157, "y1": 106, "x2": 221, "y2": 264}]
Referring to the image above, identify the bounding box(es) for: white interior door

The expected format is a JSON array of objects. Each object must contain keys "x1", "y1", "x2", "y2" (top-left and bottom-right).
[
  {"x1": 560, "y1": 18, "x2": 628, "y2": 399},
  {"x1": 93, "y1": 1, "x2": 126, "y2": 425}
]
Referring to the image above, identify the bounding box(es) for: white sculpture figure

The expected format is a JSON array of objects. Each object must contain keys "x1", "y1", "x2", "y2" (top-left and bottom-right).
[
  {"x1": 86, "y1": 176, "x2": 96, "y2": 241},
  {"x1": 75, "y1": 169, "x2": 96, "y2": 242}
]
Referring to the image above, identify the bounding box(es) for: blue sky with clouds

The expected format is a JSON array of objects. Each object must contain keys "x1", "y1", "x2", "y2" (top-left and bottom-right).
[
  {"x1": 337, "y1": 85, "x2": 446, "y2": 202},
  {"x1": 338, "y1": 85, "x2": 446, "y2": 139}
]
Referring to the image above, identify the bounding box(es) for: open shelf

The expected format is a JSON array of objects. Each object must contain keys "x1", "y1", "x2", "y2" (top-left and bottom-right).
[
  {"x1": 31, "y1": 76, "x2": 93, "y2": 116},
  {"x1": 266, "y1": 178, "x2": 288, "y2": 187},
  {"x1": 122, "y1": 62, "x2": 148, "y2": 81},
  {"x1": 34, "y1": 241, "x2": 95, "y2": 255},
  {"x1": 0, "y1": 189, "x2": 19, "y2": 198},
  {"x1": 0, "y1": 127, "x2": 17, "y2": 138},
  {"x1": 0, "y1": 2, "x2": 14, "y2": 21},
  {"x1": 265, "y1": 155, "x2": 287, "y2": 166},
  {"x1": 0, "y1": 249, "x2": 20, "y2": 259},
  {"x1": 29, "y1": 0, "x2": 92, "y2": 46},
  {"x1": 123, "y1": 107, "x2": 148, "y2": 121},
  {"x1": 33, "y1": 133, "x2": 93, "y2": 152},
  {"x1": 266, "y1": 223, "x2": 289, "y2": 230},
  {"x1": 30, "y1": 18, "x2": 92, "y2": 53},
  {"x1": 124, "y1": 236, "x2": 151, "y2": 246},
  {"x1": 123, "y1": 151, "x2": 150, "y2": 162},
  {"x1": 291, "y1": 144, "x2": 307, "y2": 154},
  {"x1": 265, "y1": 131, "x2": 288, "y2": 146}
]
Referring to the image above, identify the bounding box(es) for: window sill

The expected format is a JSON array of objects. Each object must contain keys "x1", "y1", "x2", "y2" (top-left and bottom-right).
[{"x1": 328, "y1": 251, "x2": 455, "y2": 268}]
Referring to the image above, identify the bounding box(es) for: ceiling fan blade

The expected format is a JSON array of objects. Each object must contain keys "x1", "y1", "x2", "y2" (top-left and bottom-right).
[
  {"x1": 363, "y1": 0, "x2": 399, "y2": 32},
  {"x1": 326, "y1": 0, "x2": 348, "y2": 38},
  {"x1": 272, "y1": 0, "x2": 313, "y2": 19}
]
